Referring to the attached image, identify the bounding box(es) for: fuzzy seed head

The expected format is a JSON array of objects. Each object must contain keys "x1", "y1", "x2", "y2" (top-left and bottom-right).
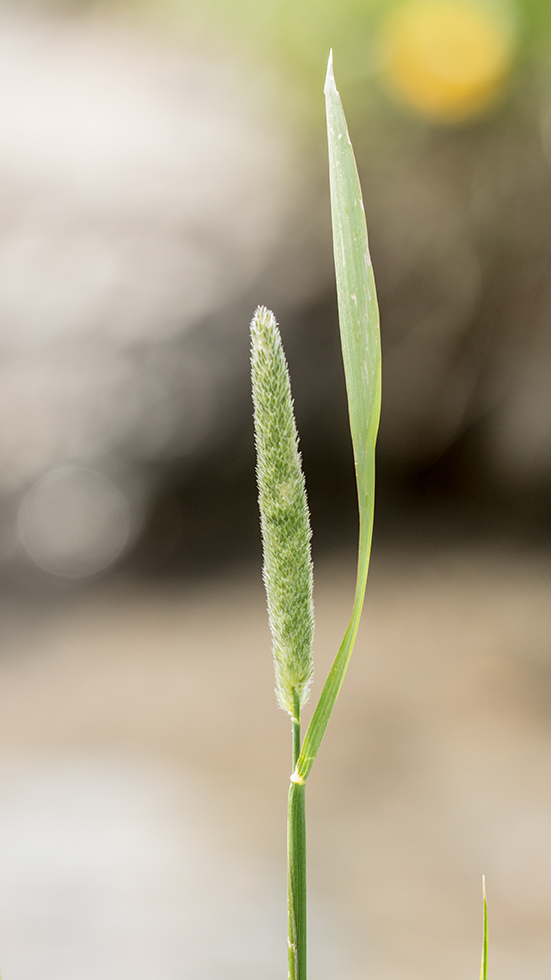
[{"x1": 250, "y1": 306, "x2": 314, "y2": 715}]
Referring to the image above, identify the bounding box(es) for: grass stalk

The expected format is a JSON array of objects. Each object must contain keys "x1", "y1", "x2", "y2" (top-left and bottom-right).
[
  {"x1": 287, "y1": 778, "x2": 306, "y2": 980},
  {"x1": 287, "y1": 689, "x2": 305, "y2": 980}
]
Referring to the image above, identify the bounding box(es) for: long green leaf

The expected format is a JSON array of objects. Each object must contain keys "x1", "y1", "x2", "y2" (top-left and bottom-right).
[{"x1": 294, "y1": 52, "x2": 381, "y2": 784}]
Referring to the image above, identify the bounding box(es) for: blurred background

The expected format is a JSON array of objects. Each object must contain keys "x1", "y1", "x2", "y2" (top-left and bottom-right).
[{"x1": 0, "y1": 0, "x2": 550, "y2": 977}]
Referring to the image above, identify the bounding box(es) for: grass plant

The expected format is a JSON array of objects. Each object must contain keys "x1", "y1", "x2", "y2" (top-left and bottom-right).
[
  {"x1": 251, "y1": 51, "x2": 490, "y2": 980},
  {"x1": 251, "y1": 52, "x2": 381, "y2": 980}
]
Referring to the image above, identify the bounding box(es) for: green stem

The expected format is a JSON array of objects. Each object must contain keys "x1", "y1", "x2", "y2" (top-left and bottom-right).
[
  {"x1": 288, "y1": 688, "x2": 306, "y2": 980},
  {"x1": 292, "y1": 688, "x2": 301, "y2": 770}
]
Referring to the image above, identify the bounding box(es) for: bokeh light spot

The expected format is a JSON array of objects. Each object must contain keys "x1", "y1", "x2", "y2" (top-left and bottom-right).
[
  {"x1": 18, "y1": 467, "x2": 131, "y2": 578},
  {"x1": 379, "y1": 0, "x2": 515, "y2": 123}
]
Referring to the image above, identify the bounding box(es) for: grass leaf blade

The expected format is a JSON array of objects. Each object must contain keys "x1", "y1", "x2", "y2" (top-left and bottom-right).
[
  {"x1": 480, "y1": 876, "x2": 488, "y2": 980},
  {"x1": 296, "y1": 52, "x2": 381, "y2": 782}
]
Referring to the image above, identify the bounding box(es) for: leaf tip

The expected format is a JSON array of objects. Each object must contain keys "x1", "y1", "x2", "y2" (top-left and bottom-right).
[{"x1": 324, "y1": 50, "x2": 336, "y2": 97}]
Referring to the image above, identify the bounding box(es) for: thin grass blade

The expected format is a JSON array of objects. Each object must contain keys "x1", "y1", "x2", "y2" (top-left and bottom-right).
[
  {"x1": 295, "y1": 52, "x2": 381, "y2": 783},
  {"x1": 480, "y1": 876, "x2": 488, "y2": 980}
]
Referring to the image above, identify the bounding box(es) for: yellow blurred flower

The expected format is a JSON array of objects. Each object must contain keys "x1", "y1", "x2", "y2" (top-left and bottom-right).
[{"x1": 379, "y1": 0, "x2": 515, "y2": 122}]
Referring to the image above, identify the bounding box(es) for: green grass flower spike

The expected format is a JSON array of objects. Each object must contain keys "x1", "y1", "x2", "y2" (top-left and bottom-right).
[{"x1": 250, "y1": 305, "x2": 314, "y2": 719}]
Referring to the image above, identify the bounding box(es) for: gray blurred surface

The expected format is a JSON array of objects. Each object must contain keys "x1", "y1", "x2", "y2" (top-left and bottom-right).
[
  {"x1": 0, "y1": 8, "x2": 328, "y2": 580},
  {"x1": 0, "y1": 546, "x2": 549, "y2": 978}
]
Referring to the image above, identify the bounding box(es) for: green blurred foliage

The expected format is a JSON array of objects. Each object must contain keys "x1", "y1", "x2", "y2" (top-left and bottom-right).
[
  {"x1": 83, "y1": 0, "x2": 551, "y2": 156},
  {"x1": 25, "y1": 0, "x2": 551, "y2": 116},
  {"x1": 41, "y1": 0, "x2": 551, "y2": 134},
  {"x1": 118, "y1": 0, "x2": 551, "y2": 80}
]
